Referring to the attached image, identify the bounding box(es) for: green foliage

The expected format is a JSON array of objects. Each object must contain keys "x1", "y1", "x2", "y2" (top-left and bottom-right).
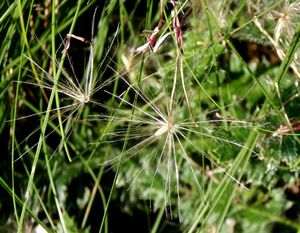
[{"x1": 1, "y1": 0, "x2": 300, "y2": 232}]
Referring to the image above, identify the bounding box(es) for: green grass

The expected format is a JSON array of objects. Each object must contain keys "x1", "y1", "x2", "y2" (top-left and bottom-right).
[{"x1": 1, "y1": 0, "x2": 300, "y2": 232}]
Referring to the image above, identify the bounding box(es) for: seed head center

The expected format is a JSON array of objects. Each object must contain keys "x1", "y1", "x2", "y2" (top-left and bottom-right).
[
  {"x1": 167, "y1": 119, "x2": 174, "y2": 133},
  {"x1": 154, "y1": 118, "x2": 175, "y2": 137}
]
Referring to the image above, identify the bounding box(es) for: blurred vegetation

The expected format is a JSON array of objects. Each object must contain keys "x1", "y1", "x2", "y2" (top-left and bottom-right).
[{"x1": 0, "y1": 0, "x2": 300, "y2": 232}]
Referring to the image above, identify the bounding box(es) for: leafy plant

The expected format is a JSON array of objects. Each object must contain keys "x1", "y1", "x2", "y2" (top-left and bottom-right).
[{"x1": 1, "y1": 0, "x2": 300, "y2": 232}]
